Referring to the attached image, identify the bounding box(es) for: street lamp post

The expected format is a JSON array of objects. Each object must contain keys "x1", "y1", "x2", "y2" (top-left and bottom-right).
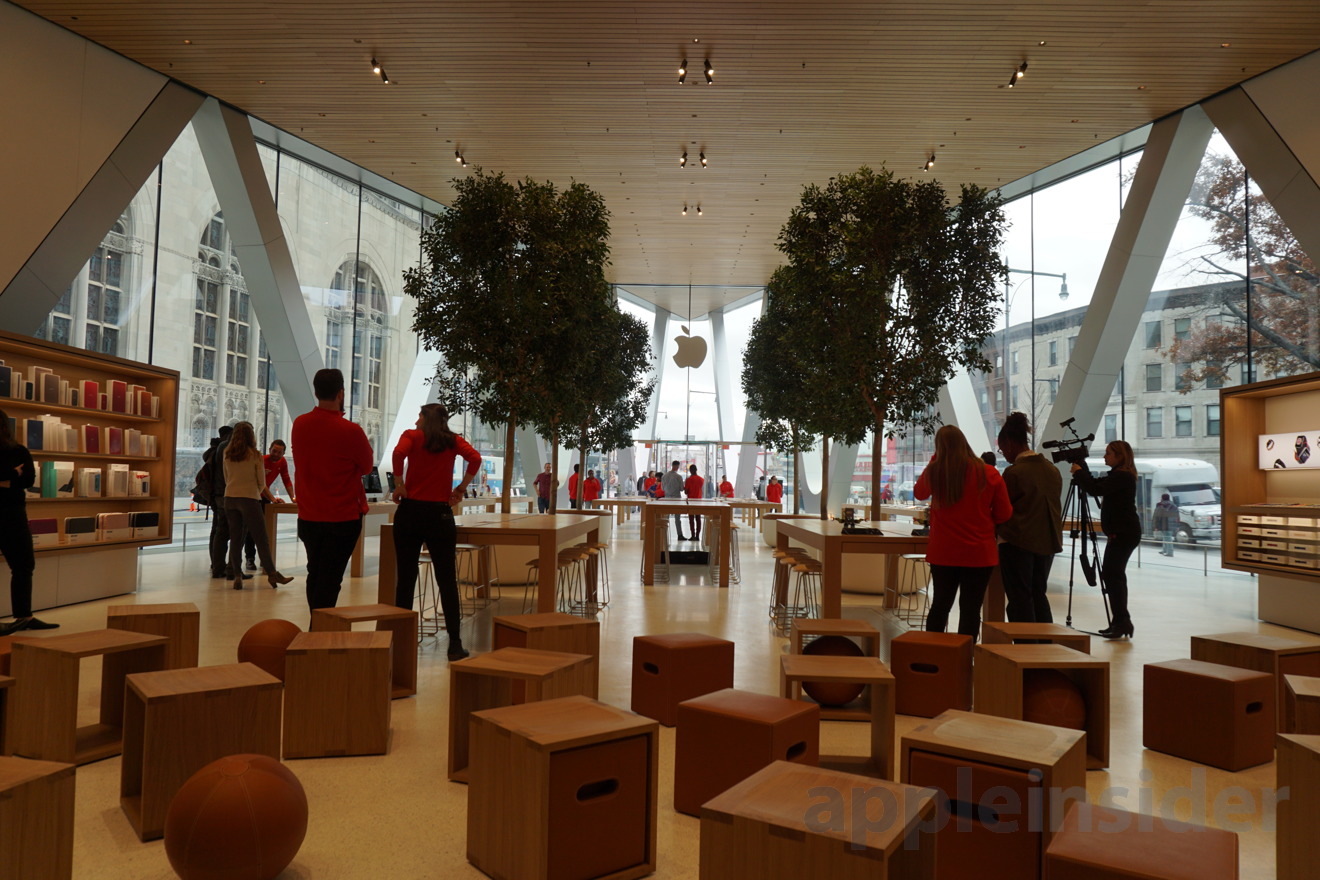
[{"x1": 1002, "y1": 267, "x2": 1069, "y2": 436}]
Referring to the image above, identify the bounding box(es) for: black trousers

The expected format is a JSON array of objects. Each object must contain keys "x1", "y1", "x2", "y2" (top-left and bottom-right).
[
  {"x1": 0, "y1": 512, "x2": 35, "y2": 618},
  {"x1": 208, "y1": 499, "x2": 231, "y2": 574},
  {"x1": 297, "y1": 517, "x2": 362, "y2": 613},
  {"x1": 687, "y1": 514, "x2": 702, "y2": 538},
  {"x1": 1102, "y1": 533, "x2": 1140, "y2": 626},
  {"x1": 926, "y1": 564, "x2": 995, "y2": 639},
  {"x1": 999, "y1": 544, "x2": 1055, "y2": 623},
  {"x1": 392, "y1": 499, "x2": 462, "y2": 642},
  {"x1": 226, "y1": 496, "x2": 276, "y2": 576},
  {"x1": 242, "y1": 497, "x2": 271, "y2": 563}
]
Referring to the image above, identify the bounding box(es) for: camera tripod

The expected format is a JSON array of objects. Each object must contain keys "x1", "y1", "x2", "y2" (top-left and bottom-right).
[{"x1": 1062, "y1": 475, "x2": 1114, "y2": 634}]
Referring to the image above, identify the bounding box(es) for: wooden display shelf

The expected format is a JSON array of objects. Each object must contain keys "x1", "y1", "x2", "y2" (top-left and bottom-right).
[
  {"x1": 28, "y1": 451, "x2": 158, "y2": 461},
  {"x1": 0, "y1": 395, "x2": 160, "y2": 423},
  {"x1": 27, "y1": 495, "x2": 162, "y2": 503},
  {"x1": 33, "y1": 537, "x2": 170, "y2": 555}
]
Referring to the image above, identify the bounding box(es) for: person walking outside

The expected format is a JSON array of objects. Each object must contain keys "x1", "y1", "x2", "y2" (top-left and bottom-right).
[
  {"x1": 223, "y1": 421, "x2": 294, "y2": 591},
  {"x1": 916, "y1": 425, "x2": 1013, "y2": 639},
  {"x1": 533, "y1": 462, "x2": 556, "y2": 513},
  {"x1": 661, "y1": 460, "x2": 687, "y2": 538},
  {"x1": 1153, "y1": 493, "x2": 1178, "y2": 556},
  {"x1": 0, "y1": 408, "x2": 56, "y2": 635},
  {"x1": 291, "y1": 369, "x2": 374, "y2": 615},
  {"x1": 391, "y1": 403, "x2": 480, "y2": 661},
  {"x1": 995, "y1": 412, "x2": 1062, "y2": 623}
]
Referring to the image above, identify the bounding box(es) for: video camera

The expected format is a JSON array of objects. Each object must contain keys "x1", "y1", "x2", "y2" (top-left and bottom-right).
[{"x1": 1041, "y1": 417, "x2": 1094, "y2": 466}]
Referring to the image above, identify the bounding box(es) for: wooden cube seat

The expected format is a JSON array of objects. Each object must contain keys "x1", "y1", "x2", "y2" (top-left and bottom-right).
[
  {"x1": 0, "y1": 755, "x2": 76, "y2": 879},
  {"x1": 1045, "y1": 802, "x2": 1238, "y2": 879},
  {"x1": 631, "y1": 632, "x2": 735, "y2": 726},
  {"x1": 493, "y1": 612, "x2": 601, "y2": 698},
  {"x1": 674, "y1": 688, "x2": 819, "y2": 816},
  {"x1": 982, "y1": 621, "x2": 1091, "y2": 654},
  {"x1": 891, "y1": 631, "x2": 973, "y2": 718},
  {"x1": 789, "y1": 618, "x2": 880, "y2": 656},
  {"x1": 310, "y1": 604, "x2": 418, "y2": 699},
  {"x1": 283, "y1": 631, "x2": 393, "y2": 759},
  {"x1": 1284, "y1": 674, "x2": 1320, "y2": 734},
  {"x1": 1143, "y1": 659, "x2": 1274, "y2": 771},
  {"x1": 107, "y1": 603, "x2": 201, "y2": 669},
  {"x1": 1191, "y1": 631, "x2": 1320, "y2": 732}
]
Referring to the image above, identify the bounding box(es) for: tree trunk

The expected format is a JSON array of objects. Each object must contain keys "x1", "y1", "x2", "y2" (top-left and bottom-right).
[
  {"x1": 577, "y1": 429, "x2": 589, "y2": 508},
  {"x1": 820, "y1": 436, "x2": 830, "y2": 521},
  {"x1": 549, "y1": 426, "x2": 560, "y2": 514},
  {"x1": 501, "y1": 420, "x2": 517, "y2": 514},
  {"x1": 871, "y1": 420, "x2": 884, "y2": 515},
  {"x1": 793, "y1": 448, "x2": 803, "y2": 515}
]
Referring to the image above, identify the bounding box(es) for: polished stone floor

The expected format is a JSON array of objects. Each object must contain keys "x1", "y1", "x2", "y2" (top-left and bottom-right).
[{"x1": 20, "y1": 517, "x2": 1294, "y2": 878}]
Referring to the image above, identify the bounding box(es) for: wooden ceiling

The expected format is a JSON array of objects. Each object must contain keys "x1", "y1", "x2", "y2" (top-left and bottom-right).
[{"x1": 18, "y1": 1, "x2": 1320, "y2": 316}]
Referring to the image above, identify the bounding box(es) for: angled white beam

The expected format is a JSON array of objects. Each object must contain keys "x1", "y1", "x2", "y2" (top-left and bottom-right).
[
  {"x1": 191, "y1": 97, "x2": 319, "y2": 416},
  {"x1": 939, "y1": 369, "x2": 994, "y2": 455},
  {"x1": 708, "y1": 308, "x2": 737, "y2": 442},
  {"x1": 644, "y1": 306, "x2": 670, "y2": 437},
  {"x1": 1042, "y1": 107, "x2": 1214, "y2": 450},
  {"x1": 382, "y1": 347, "x2": 442, "y2": 467},
  {"x1": 734, "y1": 296, "x2": 767, "y2": 497}
]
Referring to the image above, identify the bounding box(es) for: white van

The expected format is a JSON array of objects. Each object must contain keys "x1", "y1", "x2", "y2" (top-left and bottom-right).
[{"x1": 1080, "y1": 457, "x2": 1221, "y2": 544}]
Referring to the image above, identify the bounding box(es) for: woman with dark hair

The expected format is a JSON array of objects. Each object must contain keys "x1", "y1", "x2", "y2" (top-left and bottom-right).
[
  {"x1": 223, "y1": 421, "x2": 294, "y2": 591},
  {"x1": 0, "y1": 408, "x2": 57, "y2": 635},
  {"x1": 391, "y1": 403, "x2": 481, "y2": 660},
  {"x1": 915, "y1": 424, "x2": 1013, "y2": 638},
  {"x1": 996, "y1": 412, "x2": 1063, "y2": 623},
  {"x1": 1071, "y1": 440, "x2": 1141, "y2": 638}
]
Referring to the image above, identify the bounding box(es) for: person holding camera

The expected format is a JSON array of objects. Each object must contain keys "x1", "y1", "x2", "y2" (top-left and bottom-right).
[
  {"x1": 996, "y1": 413, "x2": 1063, "y2": 623},
  {"x1": 1070, "y1": 440, "x2": 1141, "y2": 639},
  {"x1": 915, "y1": 425, "x2": 1012, "y2": 639}
]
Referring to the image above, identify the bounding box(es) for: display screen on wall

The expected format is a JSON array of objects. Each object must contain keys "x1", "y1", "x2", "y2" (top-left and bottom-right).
[{"x1": 1258, "y1": 431, "x2": 1320, "y2": 469}]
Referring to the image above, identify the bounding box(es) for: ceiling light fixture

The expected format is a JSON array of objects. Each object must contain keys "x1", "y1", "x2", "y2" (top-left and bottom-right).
[
  {"x1": 454, "y1": 149, "x2": 467, "y2": 167},
  {"x1": 697, "y1": 204, "x2": 703, "y2": 216},
  {"x1": 371, "y1": 58, "x2": 390, "y2": 84},
  {"x1": 1007, "y1": 61, "x2": 1027, "y2": 88},
  {"x1": 680, "y1": 151, "x2": 688, "y2": 167},
  {"x1": 925, "y1": 153, "x2": 936, "y2": 170},
  {"x1": 682, "y1": 204, "x2": 688, "y2": 216},
  {"x1": 678, "y1": 59, "x2": 687, "y2": 84},
  {"x1": 372, "y1": 58, "x2": 381, "y2": 74},
  {"x1": 700, "y1": 152, "x2": 707, "y2": 168},
  {"x1": 704, "y1": 59, "x2": 713, "y2": 85}
]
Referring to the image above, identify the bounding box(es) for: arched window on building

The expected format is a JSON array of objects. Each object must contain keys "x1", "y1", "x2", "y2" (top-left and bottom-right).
[
  {"x1": 328, "y1": 258, "x2": 388, "y2": 413},
  {"x1": 36, "y1": 211, "x2": 131, "y2": 355}
]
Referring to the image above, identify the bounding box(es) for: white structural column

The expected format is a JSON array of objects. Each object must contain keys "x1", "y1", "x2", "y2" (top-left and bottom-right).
[
  {"x1": 381, "y1": 346, "x2": 442, "y2": 466},
  {"x1": 708, "y1": 308, "x2": 737, "y2": 443},
  {"x1": 1040, "y1": 107, "x2": 1214, "y2": 450},
  {"x1": 643, "y1": 306, "x2": 671, "y2": 438},
  {"x1": 939, "y1": 370, "x2": 994, "y2": 454},
  {"x1": 191, "y1": 98, "x2": 320, "y2": 417},
  {"x1": 733, "y1": 296, "x2": 768, "y2": 497}
]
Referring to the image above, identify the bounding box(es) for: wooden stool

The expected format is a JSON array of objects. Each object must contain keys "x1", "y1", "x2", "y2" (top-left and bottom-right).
[
  {"x1": 1143, "y1": 659, "x2": 1273, "y2": 771},
  {"x1": 0, "y1": 755, "x2": 76, "y2": 879},
  {"x1": 1045, "y1": 802, "x2": 1239, "y2": 879},
  {"x1": 674, "y1": 688, "x2": 819, "y2": 816},
  {"x1": 9, "y1": 629, "x2": 168, "y2": 765},
  {"x1": 790, "y1": 618, "x2": 880, "y2": 656},
  {"x1": 890, "y1": 631, "x2": 973, "y2": 718},
  {"x1": 311, "y1": 604, "x2": 418, "y2": 698},
  {"x1": 120, "y1": 662, "x2": 282, "y2": 840},
  {"x1": 107, "y1": 603, "x2": 201, "y2": 669},
  {"x1": 1191, "y1": 631, "x2": 1320, "y2": 731},
  {"x1": 283, "y1": 631, "x2": 392, "y2": 759},
  {"x1": 0, "y1": 675, "x2": 11, "y2": 756},
  {"x1": 700, "y1": 760, "x2": 937, "y2": 879},
  {"x1": 0, "y1": 635, "x2": 16, "y2": 676},
  {"x1": 447, "y1": 647, "x2": 594, "y2": 783},
  {"x1": 974, "y1": 644, "x2": 1110, "y2": 769},
  {"x1": 631, "y1": 632, "x2": 735, "y2": 726},
  {"x1": 901, "y1": 709, "x2": 1086, "y2": 880},
  {"x1": 1278, "y1": 733, "x2": 1320, "y2": 880},
  {"x1": 493, "y1": 612, "x2": 600, "y2": 699},
  {"x1": 982, "y1": 621, "x2": 1091, "y2": 654},
  {"x1": 780, "y1": 654, "x2": 895, "y2": 779},
  {"x1": 1284, "y1": 674, "x2": 1320, "y2": 734},
  {"x1": 468, "y1": 696, "x2": 659, "y2": 880}
]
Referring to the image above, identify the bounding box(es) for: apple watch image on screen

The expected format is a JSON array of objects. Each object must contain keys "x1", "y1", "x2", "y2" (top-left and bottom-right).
[
  {"x1": 1296, "y1": 435, "x2": 1311, "y2": 465},
  {"x1": 1266, "y1": 438, "x2": 1276, "y2": 451},
  {"x1": 1274, "y1": 458, "x2": 1288, "y2": 469}
]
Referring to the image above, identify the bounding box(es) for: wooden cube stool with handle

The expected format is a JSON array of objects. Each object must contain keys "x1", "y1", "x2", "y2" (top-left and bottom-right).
[{"x1": 631, "y1": 632, "x2": 734, "y2": 726}]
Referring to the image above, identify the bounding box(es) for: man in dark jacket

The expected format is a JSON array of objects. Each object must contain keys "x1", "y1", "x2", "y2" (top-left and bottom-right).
[{"x1": 205, "y1": 425, "x2": 249, "y2": 580}]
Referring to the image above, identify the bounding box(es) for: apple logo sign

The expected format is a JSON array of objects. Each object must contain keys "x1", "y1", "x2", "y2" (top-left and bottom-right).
[{"x1": 673, "y1": 325, "x2": 708, "y2": 369}]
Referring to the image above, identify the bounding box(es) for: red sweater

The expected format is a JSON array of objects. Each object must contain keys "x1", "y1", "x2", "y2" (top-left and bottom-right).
[
  {"x1": 915, "y1": 461, "x2": 1012, "y2": 567},
  {"x1": 391, "y1": 430, "x2": 481, "y2": 503},
  {"x1": 291, "y1": 406, "x2": 374, "y2": 522},
  {"x1": 718, "y1": 480, "x2": 734, "y2": 498},
  {"x1": 685, "y1": 474, "x2": 704, "y2": 499},
  {"x1": 766, "y1": 482, "x2": 783, "y2": 504},
  {"x1": 584, "y1": 476, "x2": 601, "y2": 501},
  {"x1": 263, "y1": 454, "x2": 294, "y2": 494}
]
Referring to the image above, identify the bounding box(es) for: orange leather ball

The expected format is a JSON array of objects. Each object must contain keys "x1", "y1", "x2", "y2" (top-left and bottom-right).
[
  {"x1": 1021, "y1": 668, "x2": 1087, "y2": 731},
  {"x1": 164, "y1": 754, "x2": 308, "y2": 880},
  {"x1": 236, "y1": 619, "x2": 301, "y2": 681},
  {"x1": 801, "y1": 635, "x2": 866, "y2": 707}
]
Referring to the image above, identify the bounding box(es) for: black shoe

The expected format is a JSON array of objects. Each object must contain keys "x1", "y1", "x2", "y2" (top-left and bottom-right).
[
  {"x1": 0, "y1": 619, "x2": 23, "y2": 636},
  {"x1": 226, "y1": 570, "x2": 254, "y2": 580},
  {"x1": 1103, "y1": 621, "x2": 1134, "y2": 639},
  {"x1": 448, "y1": 644, "x2": 471, "y2": 661},
  {"x1": 211, "y1": 570, "x2": 228, "y2": 579},
  {"x1": 677, "y1": 533, "x2": 688, "y2": 541},
  {"x1": 245, "y1": 560, "x2": 258, "y2": 571},
  {"x1": 3, "y1": 617, "x2": 60, "y2": 634}
]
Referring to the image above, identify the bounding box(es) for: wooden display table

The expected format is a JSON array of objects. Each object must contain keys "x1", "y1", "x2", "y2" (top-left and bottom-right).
[
  {"x1": 120, "y1": 662, "x2": 282, "y2": 840},
  {"x1": 1191, "y1": 631, "x2": 1320, "y2": 731},
  {"x1": 378, "y1": 514, "x2": 604, "y2": 614},
  {"x1": 311, "y1": 604, "x2": 416, "y2": 699},
  {"x1": 492, "y1": 613, "x2": 600, "y2": 699},
  {"x1": 726, "y1": 498, "x2": 778, "y2": 528},
  {"x1": 641, "y1": 499, "x2": 733, "y2": 588},
  {"x1": 265, "y1": 499, "x2": 398, "y2": 578},
  {"x1": 468, "y1": 696, "x2": 659, "y2": 880},
  {"x1": 596, "y1": 497, "x2": 647, "y2": 525},
  {"x1": 0, "y1": 675, "x2": 11, "y2": 756},
  {"x1": 789, "y1": 618, "x2": 880, "y2": 656},
  {"x1": 284, "y1": 631, "x2": 392, "y2": 759},
  {"x1": 974, "y1": 643, "x2": 1110, "y2": 769},
  {"x1": 779, "y1": 654, "x2": 895, "y2": 779},
  {"x1": 9, "y1": 629, "x2": 168, "y2": 765},
  {"x1": 107, "y1": 602, "x2": 200, "y2": 669},
  {"x1": 0, "y1": 755, "x2": 76, "y2": 880},
  {"x1": 1278, "y1": 733, "x2": 1320, "y2": 880},
  {"x1": 700, "y1": 760, "x2": 936, "y2": 878},
  {"x1": 447, "y1": 647, "x2": 594, "y2": 783},
  {"x1": 901, "y1": 709, "x2": 1086, "y2": 879},
  {"x1": 982, "y1": 621, "x2": 1090, "y2": 654},
  {"x1": 772, "y1": 519, "x2": 928, "y2": 619},
  {"x1": 1285, "y1": 674, "x2": 1320, "y2": 734}
]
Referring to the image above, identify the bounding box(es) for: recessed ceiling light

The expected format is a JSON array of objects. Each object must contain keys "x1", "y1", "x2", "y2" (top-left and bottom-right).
[
  {"x1": 1221, "y1": 42, "x2": 1231, "y2": 48},
  {"x1": 257, "y1": 80, "x2": 266, "y2": 85},
  {"x1": 1137, "y1": 85, "x2": 1147, "y2": 90},
  {"x1": 183, "y1": 39, "x2": 192, "y2": 44}
]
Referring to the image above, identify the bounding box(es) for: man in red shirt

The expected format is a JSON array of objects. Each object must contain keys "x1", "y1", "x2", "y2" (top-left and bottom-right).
[
  {"x1": 718, "y1": 475, "x2": 734, "y2": 498},
  {"x1": 243, "y1": 438, "x2": 296, "y2": 570},
  {"x1": 567, "y1": 464, "x2": 580, "y2": 509},
  {"x1": 766, "y1": 476, "x2": 784, "y2": 510},
  {"x1": 684, "y1": 464, "x2": 705, "y2": 540},
  {"x1": 532, "y1": 462, "x2": 556, "y2": 513},
  {"x1": 291, "y1": 369, "x2": 374, "y2": 614},
  {"x1": 583, "y1": 469, "x2": 601, "y2": 508}
]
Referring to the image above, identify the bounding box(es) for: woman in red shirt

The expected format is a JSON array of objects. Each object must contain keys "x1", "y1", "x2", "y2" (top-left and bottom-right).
[
  {"x1": 718, "y1": 476, "x2": 734, "y2": 498},
  {"x1": 766, "y1": 476, "x2": 784, "y2": 509},
  {"x1": 915, "y1": 425, "x2": 1012, "y2": 638},
  {"x1": 391, "y1": 403, "x2": 481, "y2": 660}
]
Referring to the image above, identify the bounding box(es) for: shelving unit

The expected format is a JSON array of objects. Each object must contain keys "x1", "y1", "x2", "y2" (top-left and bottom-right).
[{"x1": 0, "y1": 330, "x2": 178, "y2": 613}]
